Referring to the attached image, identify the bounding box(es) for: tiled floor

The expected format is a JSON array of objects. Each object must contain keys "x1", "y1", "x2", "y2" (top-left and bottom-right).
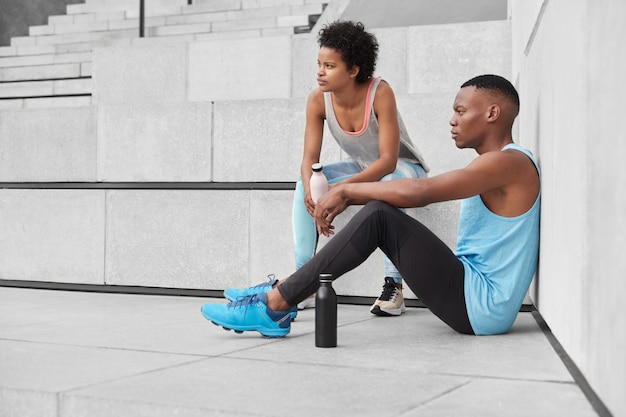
[{"x1": 0, "y1": 287, "x2": 598, "y2": 416}]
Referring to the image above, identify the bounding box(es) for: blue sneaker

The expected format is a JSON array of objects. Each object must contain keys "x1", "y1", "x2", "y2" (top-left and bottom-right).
[
  {"x1": 224, "y1": 276, "x2": 298, "y2": 320},
  {"x1": 223, "y1": 276, "x2": 278, "y2": 301},
  {"x1": 201, "y1": 292, "x2": 291, "y2": 338}
]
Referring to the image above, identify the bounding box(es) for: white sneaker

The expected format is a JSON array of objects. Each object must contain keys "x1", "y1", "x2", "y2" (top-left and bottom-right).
[
  {"x1": 370, "y1": 277, "x2": 406, "y2": 316},
  {"x1": 297, "y1": 295, "x2": 316, "y2": 310}
]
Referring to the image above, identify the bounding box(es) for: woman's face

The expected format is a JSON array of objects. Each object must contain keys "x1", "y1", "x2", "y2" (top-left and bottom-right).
[{"x1": 316, "y1": 46, "x2": 358, "y2": 92}]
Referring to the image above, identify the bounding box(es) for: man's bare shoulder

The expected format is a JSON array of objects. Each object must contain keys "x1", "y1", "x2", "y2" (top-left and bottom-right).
[
  {"x1": 471, "y1": 147, "x2": 534, "y2": 172},
  {"x1": 469, "y1": 146, "x2": 539, "y2": 216}
]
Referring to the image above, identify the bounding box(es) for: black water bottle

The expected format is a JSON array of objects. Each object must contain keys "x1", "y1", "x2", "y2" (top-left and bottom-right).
[{"x1": 315, "y1": 273, "x2": 337, "y2": 348}]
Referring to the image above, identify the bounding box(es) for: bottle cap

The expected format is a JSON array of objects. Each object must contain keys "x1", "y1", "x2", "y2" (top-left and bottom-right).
[
  {"x1": 319, "y1": 273, "x2": 332, "y2": 283},
  {"x1": 312, "y1": 163, "x2": 323, "y2": 172}
]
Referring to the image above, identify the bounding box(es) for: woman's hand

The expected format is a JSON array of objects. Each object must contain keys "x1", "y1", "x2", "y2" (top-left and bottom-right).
[{"x1": 304, "y1": 191, "x2": 316, "y2": 216}]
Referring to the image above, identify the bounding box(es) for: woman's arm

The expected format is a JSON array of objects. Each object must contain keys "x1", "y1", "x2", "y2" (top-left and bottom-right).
[{"x1": 300, "y1": 89, "x2": 326, "y2": 215}]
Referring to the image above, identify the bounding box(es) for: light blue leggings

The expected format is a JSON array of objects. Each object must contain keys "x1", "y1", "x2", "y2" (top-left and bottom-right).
[{"x1": 292, "y1": 159, "x2": 427, "y2": 284}]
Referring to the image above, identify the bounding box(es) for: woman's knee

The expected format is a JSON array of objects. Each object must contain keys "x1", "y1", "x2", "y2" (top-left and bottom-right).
[
  {"x1": 381, "y1": 162, "x2": 427, "y2": 182},
  {"x1": 294, "y1": 178, "x2": 305, "y2": 196}
]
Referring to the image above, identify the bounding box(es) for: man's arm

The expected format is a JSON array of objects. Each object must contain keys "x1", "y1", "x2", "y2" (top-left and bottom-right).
[{"x1": 313, "y1": 149, "x2": 538, "y2": 236}]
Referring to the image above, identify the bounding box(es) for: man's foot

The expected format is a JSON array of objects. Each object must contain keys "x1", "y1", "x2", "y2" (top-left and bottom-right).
[
  {"x1": 370, "y1": 277, "x2": 407, "y2": 316},
  {"x1": 200, "y1": 293, "x2": 291, "y2": 338},
  {"x1": 223, "y1": 276, "x2": 297, "y2": 320}
]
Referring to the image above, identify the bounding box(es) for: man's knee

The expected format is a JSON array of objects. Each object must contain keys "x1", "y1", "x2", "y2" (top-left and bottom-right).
[{"x1": 363, "y1": 200, "x2": 393, "y2": 213}]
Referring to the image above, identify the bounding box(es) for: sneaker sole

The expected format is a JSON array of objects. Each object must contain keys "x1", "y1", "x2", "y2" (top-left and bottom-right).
[
  {"x1": 211, "y1": 320, "x2": 289, "y2": 338},
  {"x1": 201, "y1": 312, "x2": 290, "y2": 338},
  {"x1": 370, "y1": 305, "x2": 406, "y2": 317}
]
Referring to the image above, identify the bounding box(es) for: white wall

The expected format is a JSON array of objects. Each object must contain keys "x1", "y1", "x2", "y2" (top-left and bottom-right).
[{"x1": 510, "y1": 0, "x2": 626, "y2": 415}]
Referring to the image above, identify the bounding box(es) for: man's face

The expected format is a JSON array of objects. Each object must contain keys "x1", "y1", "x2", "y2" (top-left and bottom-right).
[{"x1": 449, "y1": 86, "x2": 490, "y2": 149}]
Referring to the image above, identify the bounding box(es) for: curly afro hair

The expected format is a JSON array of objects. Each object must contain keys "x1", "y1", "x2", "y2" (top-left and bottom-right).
[{"x1": 317, "y1": 21, "x2": 378, "y2": 84}]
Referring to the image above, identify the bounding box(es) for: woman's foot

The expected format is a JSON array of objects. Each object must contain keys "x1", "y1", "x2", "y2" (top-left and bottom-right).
[{"x1": 370, "y1": 277, "x2": 406, "y2": 316}]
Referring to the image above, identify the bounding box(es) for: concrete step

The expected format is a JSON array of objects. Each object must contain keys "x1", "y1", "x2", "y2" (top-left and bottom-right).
[
  {"x1": 189, "y1": 0, "x2": 327, "y2": 12},
  {"x1": 241, "y1": 0, "x2": 328, "y2": 6},
  {"x1": 0, "y1": 43, "x2": 98, "y2": 58},
  {"x1": 9, "y1": 2, "x2": 323, "y2": 55},
  {"x1": 67, "y1": 0, "x2": 188, "y2": 17},
  {"x1": 0, "y1": 46, "x2": 17, "y2": 57},
  {"x1": 11, "y1": 29, "x2": 137, "y2": 47},
  {"x1": 25, "y1": 39, "x2": 130, "y2": 55},
  {"x1": 130, "y1": 34, "x2": 196, "y2": 46},
  {"x1": 48, "y1": 10, "x2": 127, "y2": 26},
  {"x1": 171, "y1": 4, "x2": 324, "y2": 25},
  {"x1": 0, "y1": 95, "x2": 92, "y2": 109},
  {"x1": 0, "y1": 78, "x2": 91, "y2": 98},
  {"x1": 181, "y1": 0, "x2": 247, "y2": 14},
  {"x1": 152, "y1": 15, "x2": 310, "y2": 37},
  {"x1": 0, "y1": 51, "x2": 91, "y2": 67},
  {"x1": 0, "y1": 0, "x2": 323, "y2": 100},
  {"x1": 0, "y1": 19, "x2": 512, "y2": 288},
  {"x1": 31, "y1": 20, "x2": 108, "y2": 36},
  {"x1": 0, "y1": 63, "x2": 87, "y2": 82},
  {"x1": 194, "y1": 26, "x2": 294, "y2": 40},
  {"x1": 24, "y1": 5, "x2": 323, "y2": 41},
  {"x1": 133, "y1": 27, "x2": 293, "y2": 44},
  {"x1": 29, "y1": 16, "x2": 168, "y2": 38}
]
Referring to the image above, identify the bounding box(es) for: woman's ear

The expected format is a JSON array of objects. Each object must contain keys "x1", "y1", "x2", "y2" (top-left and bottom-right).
[{"x1": 349, "y1": 65, "x2": 360, "y2": 79}]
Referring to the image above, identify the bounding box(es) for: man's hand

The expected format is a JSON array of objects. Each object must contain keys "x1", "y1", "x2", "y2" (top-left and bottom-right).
[
  {"x1": 305, "y1": 182, "x2": 340, "y2": 216},
  {"x1": 313, "y1": 186, "x2": 348, "y2": 237}
]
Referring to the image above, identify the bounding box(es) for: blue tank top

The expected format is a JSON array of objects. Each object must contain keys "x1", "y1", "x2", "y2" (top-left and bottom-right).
[{"x1": 455, "y1": 144, "x2": 541, "y2": 335}]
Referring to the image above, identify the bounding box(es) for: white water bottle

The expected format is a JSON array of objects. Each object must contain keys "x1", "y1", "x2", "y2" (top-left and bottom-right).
[{"x1": 309, "y1": 163, "x2": 328, "y2": 203}]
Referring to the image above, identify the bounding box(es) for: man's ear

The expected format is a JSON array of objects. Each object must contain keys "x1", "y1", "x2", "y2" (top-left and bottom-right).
[{"x1": 486, "y1": 104, "x2": 501, "y2": 122}]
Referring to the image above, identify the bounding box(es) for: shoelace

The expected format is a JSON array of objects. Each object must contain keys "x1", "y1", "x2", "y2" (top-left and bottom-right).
[
  {"x1": 229, "y1": 294, "x2": 260, "y2": 310},
  {"x1": 228, "y1": 293, "x2": 293, "y2": 328},
  {"x1": 379, "y1": 281, "x2": 398, "y2": 302}
]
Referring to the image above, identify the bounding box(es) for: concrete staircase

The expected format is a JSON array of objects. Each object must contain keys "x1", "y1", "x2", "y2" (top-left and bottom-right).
[
  {"x1": 0, "y1": 0, "x2": 327, "y2": 107},
  {"x1": 0, "y1": 0, "x2": 512, "y2": 300}
]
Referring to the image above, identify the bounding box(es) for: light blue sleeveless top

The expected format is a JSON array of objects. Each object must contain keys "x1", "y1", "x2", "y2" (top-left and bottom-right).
[
  {"x1": 324, "y1": 77, "x2": 429, "y2": 172},
  {"x1": 455, "y1": 143, "x2": 541, "y2": 335}
]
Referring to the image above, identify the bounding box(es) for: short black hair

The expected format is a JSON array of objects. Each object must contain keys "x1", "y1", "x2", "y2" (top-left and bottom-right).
[
  {"x1": 462, "y1": 74, "x2": 520, "y2": 114},
  {"x1": 317, "y1": 21, "x2": 378, "y2": 84}
]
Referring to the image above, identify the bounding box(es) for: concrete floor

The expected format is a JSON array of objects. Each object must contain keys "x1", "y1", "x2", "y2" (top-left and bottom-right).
[{"x1": 0, "y1": 286, "x2": 599, "y2": 417}]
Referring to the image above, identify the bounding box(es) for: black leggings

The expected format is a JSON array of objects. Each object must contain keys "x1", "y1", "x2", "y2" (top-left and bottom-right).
[{"x1": 278, "y1": 200, "x2": 474, "y2": 335}]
